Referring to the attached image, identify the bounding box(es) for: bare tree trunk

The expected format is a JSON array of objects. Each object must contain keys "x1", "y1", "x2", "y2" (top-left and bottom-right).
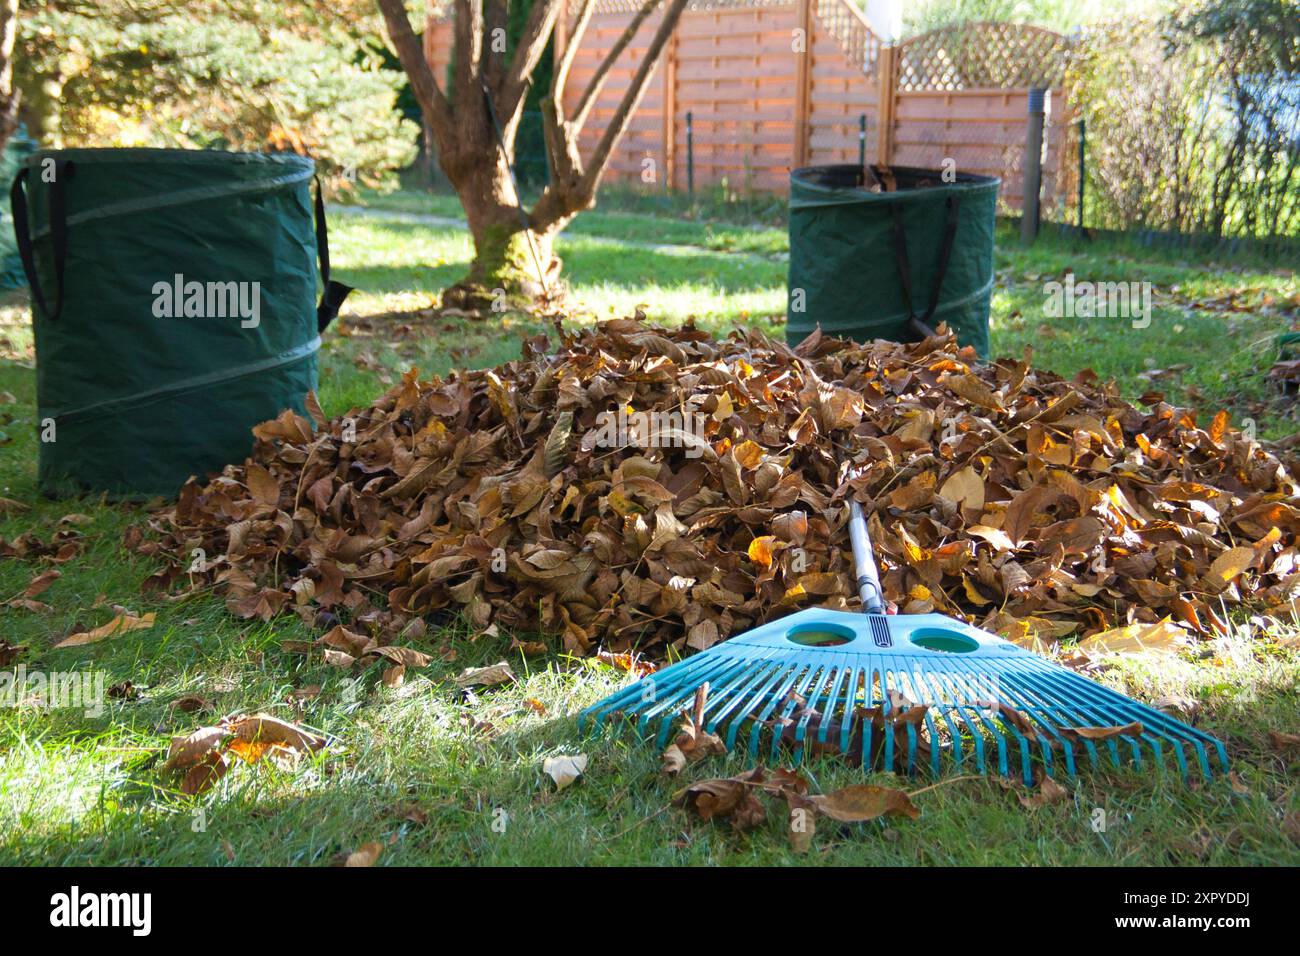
[
  {"x1": 378, "y1": 0, "x2": 688, "y2": 309},
  {"x1": 0, "y1": 0, "x2": 20, "y2": 153}
]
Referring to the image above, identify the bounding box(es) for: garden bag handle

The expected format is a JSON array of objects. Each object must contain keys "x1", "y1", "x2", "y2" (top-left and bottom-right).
[
  {"x1": 889, "y1": 194, "x2": 961, "y2": 341},
  {"x1": 10, "y1": 160, "x2": 74, "y2": 322},
  {"x1": 313, "y1": 176, "x2": 354, "y2": 332}
]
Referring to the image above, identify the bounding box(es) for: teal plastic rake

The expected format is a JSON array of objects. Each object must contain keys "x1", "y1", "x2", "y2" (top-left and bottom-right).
[{"x1": 579, "y1": 500, "x2": 1228, "y2": 786}]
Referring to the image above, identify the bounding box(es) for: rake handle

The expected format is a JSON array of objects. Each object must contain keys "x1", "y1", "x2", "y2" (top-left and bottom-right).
[{"x1": 847, "y1": 498, "x2": 887, "y2": 614}]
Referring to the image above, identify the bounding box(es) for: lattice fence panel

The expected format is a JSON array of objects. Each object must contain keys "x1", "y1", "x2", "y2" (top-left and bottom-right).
[
  {"x1": 896, "y1": 22, "x2": 1071, "y2": 92},
  {"x1": 813, "y1": 0, "x2": 881, "y2": 74}
]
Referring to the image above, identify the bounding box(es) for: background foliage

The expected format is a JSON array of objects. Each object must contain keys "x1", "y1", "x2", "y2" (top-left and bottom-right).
[
  {"x1": 15, "y1": 0, "x2": 419, "y2": 193},
  {"x1": 1068, "y1": 0, "x2": 1298, "y2": 241}
]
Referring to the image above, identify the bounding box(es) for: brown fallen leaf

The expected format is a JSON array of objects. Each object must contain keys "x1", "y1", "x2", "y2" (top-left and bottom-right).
[
  {"x1": 392, "y1": 803, "x2": 429, "y2": 825},
  {"x1": 674, "y1": 767, "x2": 771, "y2": 830},
  {"x1": 55, "y1": 611, "x2": 156, "y2": 648},
  {"x1": 1015, "y1": 776, "x2": 1070, "y2": 810},
  {"x1": 108, "y1": 681, "x2": 138, "y2": 700},
  {"x1": 19, "y1": 569, "x2": 60, "y2": 599},
  {"x1": 370, "y1": 645, "x2": 432, "y2": 668},
  {"x1": 785, "y1": 791, "x2": 817, "y2": 853},
  {"x1": 809, "y1": 784, "x2": 920, "y2": 822},
  {"x1": 454, "y1": 661, "x2": 516, "y2": 688},
  {"x1": 542, "y1": 754, "x2": 587, "y2": 790},
  {"x1": 163, "y1": 713, "x2": 326, "y2": 792},
  {"x1": 1267, "y1": 731, "x2": 1300, "y2": 754},
  {"x1": 225, "y1": 713, "x2": 327, "y2": 753},
  {"x1": 340, "y1": 841, "x2": 383, "y2": 867},
  {"x1": 164, "y1": 725, "x2": 232, "y2": 771},
  {"x1": 1058, "y1": 722, "x2": 1144, "y2": 744},
  {"x1": 182, "y1": 751, "x2": 230, "y2": 795},
  {"x1": 170, "y1": 695, "x2": 213, "y2": 714},
  {"x1": 661, "y1": 683, "x2": 726, "y2": 776},
  {"x1": 0, "y1": 640, "x2": 25, "y2": 666}
]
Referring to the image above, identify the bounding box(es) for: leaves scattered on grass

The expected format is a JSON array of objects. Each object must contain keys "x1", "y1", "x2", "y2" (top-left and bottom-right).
[
  {"x1": 162, "y1": 713, "x2": 328, "y2": 795},
  {"x1": 673, "y1": 765, "x2": 920, "y2": 849}
]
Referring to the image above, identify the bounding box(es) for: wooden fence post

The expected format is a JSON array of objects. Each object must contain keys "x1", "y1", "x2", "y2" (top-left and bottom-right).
[
  {"x1": 663, "y1": 23, "x2": 678, "y2": 190},
  {"x1": 875, "y1": 44, "x2": 897, "y2": 167},
  {"x1": 793, "y1": 0, "x2": 813, "y2": 168}
]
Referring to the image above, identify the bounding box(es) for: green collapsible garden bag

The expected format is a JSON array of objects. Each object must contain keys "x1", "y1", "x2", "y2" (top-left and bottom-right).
[
  {"x1": 12, "y1": 148, "x2": 352, "y2": 498},
  {"x1": 786, "y1": 164, "x2": 998, "y2": 358}
]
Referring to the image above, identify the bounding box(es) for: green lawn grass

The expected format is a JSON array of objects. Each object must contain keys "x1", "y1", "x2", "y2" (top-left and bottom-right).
[{"x1": 0, "y1": 190, "x2": 1296, "y2": 866}]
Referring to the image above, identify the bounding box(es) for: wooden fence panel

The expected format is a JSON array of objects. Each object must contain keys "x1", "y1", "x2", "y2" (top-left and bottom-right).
[{"x1": 424, "y1": 2, "x2": 1076, "y2": 212}]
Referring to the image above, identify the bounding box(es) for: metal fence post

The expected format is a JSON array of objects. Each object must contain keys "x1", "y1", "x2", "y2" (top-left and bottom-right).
[
  {"x1": 858, "y1": 113, "x2": 866, "y2": 169},
  {"x1": 1021, "y1": 87, "x2": 1047, "y2": 242},
  {"x1": 1076, "y1": 116, "x2": 1086, "y2": 237},
  {"x1": 686, "y1": 110, "x2": 694, "y2": 198}
]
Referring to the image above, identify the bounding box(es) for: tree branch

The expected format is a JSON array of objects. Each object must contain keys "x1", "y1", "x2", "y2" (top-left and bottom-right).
[
  {"x1": 532, "y1": 0, "x2": 686, "y2": 228},
  {"x1": 572, "y1": 0, "x2": 659, "y2": 133},
  {"x1": 498, "y1": 0, "x2": 564, "y2": 121},
  {"x1": 376, "y1": 0, "x2": 452, "y2": 132},
  {"x1": 452, "y1": 0, "x2": 484, "y2": 115},
  {"x1": 551, "y1": 0, "x2": 596, "y2": 116},
  {"x1": 577, "y1": 0, "x2": 687, "y2": 199},
  {"x1": 483, "y1": 0, "x2": 509, "y2": 91}
]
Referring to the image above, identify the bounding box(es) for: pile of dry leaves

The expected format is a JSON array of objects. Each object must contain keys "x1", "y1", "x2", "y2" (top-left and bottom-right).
[{"x1": 130, "y1": 318, "x2": 1299, "y2": 659}]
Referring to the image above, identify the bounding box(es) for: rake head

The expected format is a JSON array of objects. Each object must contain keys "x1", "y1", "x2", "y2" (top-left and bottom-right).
[{"x1": 579, "y1": 608, "x2": 1228, "y2": 786}]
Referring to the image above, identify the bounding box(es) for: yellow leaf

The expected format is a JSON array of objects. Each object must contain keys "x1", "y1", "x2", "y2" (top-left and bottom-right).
[
  {"x1": 1076, "y1": 618, "x2": 1185, "y2": 655},
  {"x1": 963, "y1": 576, "x2": 991, "y2": 606},
  {"x1": 1209, "y1": 546, "x2": 1255, "y2": 585},
  {"x1": 748, "y1": 535, "x2": 777, "y2": 568}
]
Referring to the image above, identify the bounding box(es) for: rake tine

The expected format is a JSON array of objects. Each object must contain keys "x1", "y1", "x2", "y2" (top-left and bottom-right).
[
  {"x1": 992, "y1": 669, "x2": 1080, "y2": 778},
  {"x1": 922, "y1": 709, "x2": 942, "y2": 777},
  {"x1": 700, "y1": 654, "x2": 782, "y2": 730},
  {"x1": 771, "y1": 665, "x2": 819, "y2": 765},
  {"x1": 1030, "y1": 663, "x2": 1178, "y2": 775},
  {"x1": 722, "y1": 661, "x2": 788, "y2": 751},
  {"x1": 747, "y1": 663, "x2": 806, "y2": 761},
  {"x1": 817, "y1": 664, "x2": 851, "y2": 748},
  {"x1": 641, "y1": 656, "x2": 745, "y2": 746},
  {"x1": 926, "y1": 666, "x2": 988, "y2": 775},
  {"x1": 917, "y1": 668, "x2": 966, "y2": 771},
  {"x1": 881, "y1": 667, "x2": 897, "y2": 774},
  {"x1": 707, "y1": 660, "x2": 776, "y2": 735},
  {"x1": 796, "y1": 664, "x2": 841, "y2": 762},
  {"x1": 861, "y1": 666, "x2": 879, "y2": 770},
  {"x1": 837, "y1": 667, "x2": 860, "y2": 755},
  {"x1": 935, "y1": 660, "x2": 1013, "y2": 778}
]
